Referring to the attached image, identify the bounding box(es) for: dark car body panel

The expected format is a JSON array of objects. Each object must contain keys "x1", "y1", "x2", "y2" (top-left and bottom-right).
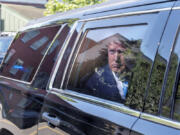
[{"x1": 0, "y1": 78, "x2": 46, "y2": 134}]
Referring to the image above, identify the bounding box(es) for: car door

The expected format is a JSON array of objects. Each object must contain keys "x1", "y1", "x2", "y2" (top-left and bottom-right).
[
  {"x1": 0, "y1": 23, "x2": 69, "y2": 135},
  {"x1": 38, "y1": 2, "x2": 173, "y2": 135},
  {"x1": 131, "y1": 1, "x2": 180, "y2": 135}
]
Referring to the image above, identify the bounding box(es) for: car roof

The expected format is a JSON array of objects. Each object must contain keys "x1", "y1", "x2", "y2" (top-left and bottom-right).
[
  {"x1": 21, "y1": 0, "x2": 173, "y2": 32},
  {"x1": 84, "y1": 0, "x2": 172, "y2": 15}
]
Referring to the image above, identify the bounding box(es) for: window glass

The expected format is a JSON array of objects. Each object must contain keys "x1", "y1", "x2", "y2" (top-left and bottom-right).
[
  {"x1": 66, "y1": 25, "x2": 153, "y2": 109},
  {"x1": 9, "y1": 59, "x2": 24, "y2": 75},
  {"x1": 53, "y1": 29, "x2": 78, "y2": 88},
  {"x1": 174, "y1": 78, "x2": 180, "y2": 122},
  {"x1": 21, "y1": 30, "x2": 40, "y2": 43},
  {"x1": 32, "y1": 25, "x2": 70, "y2": 89},
  {"x1": 161, "y1": 31, "x2": 180, "y2": 118},
  {"x1": 172, "y1": 31, "x2": 180, "y2": 122},
  {"x1": 30, "y1": 36, "x2": 49, "y2": 50},
  {"x1": 144, "y1": 54, "x2": 167, "y2": 115},
  {"x1": 21, "y1": 66, "x2": 34, "y2": 81},
  {"x1": 41, "y1": 39, "x2": 60, "y2": 55},
  {"x1": 145, "y1": 28, "x2": 180, "y2": 116},
  {"x1": 41, "y1": 42, "x2": 51, "y2": 55},
  {"x1": 0, "y1": 25, "x2": 61, "y2": 82},
  {"x1": 4, "y1": 49, "x2": 16, "y2": 63}
]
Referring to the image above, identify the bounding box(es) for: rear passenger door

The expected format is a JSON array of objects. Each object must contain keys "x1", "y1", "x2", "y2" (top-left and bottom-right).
[
  {"x1": 38, "y1": 3, "x2": 172, "y2": 135},
  {"x1": 131, "y1": 1, "x2": 180, "y2": 135},
  {"x1": 0, "y1": 23, "x2": 69, "y2": 135}
]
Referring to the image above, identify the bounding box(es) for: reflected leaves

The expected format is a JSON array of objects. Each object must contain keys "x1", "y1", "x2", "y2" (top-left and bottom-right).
[{"x1": 125, "y1": 51, "x2": 151, "y2": 111}]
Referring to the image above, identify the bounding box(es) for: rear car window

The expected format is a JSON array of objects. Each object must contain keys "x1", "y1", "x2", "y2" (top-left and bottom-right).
[
  {"x1": 32, "y1": 24, "x2": 70, "y2": 89},
  {"x1": 0, "y1": 25, "x2": 61, "y2": 82}
]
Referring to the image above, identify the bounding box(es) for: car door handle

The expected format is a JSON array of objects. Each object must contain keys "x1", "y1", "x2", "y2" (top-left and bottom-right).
[
  {"x1": 42, "y1": 112, "x2": 86, "y2": 135},
  {"x1": 42, "y1": 112, "x2": 61, "y2": 127}
]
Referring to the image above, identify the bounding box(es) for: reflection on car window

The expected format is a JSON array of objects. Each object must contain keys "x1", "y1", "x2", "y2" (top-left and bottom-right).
[
  {"x1": 9, "y1": 59, "x2": 24, "y2": 75},
  {"x1": 144, "y1": 54, "x2": 167, "y2": 115},
  {"x1": 171, "y1": 31, "x2": 180, "y2": 122},
  {"x1": 161, "y1": 32, "x2": 180, "y2": 118},
  {"x1": 145, "y1": 28, "x2": 180, "y2": 117},
  {"x1": 174, "y1": 78, "x2": 180, "y2": 122},
  {"x1": 32, "y1": 24, "x2": 70, "y2": 89},
  {"x1": 67, "y1": 25, "x2": 153, "y2": 110},
  {"x1": 53, "y1": 29, "x2": 78, "y2": 88},
  {"x1": 30, "y1": 36, "x2": 49, "y2": 50},
  {"x1": 21, "y1": 30, "x2": 40, "y2": 43},
  {"x1": 0, "y1": 25, "x2": 61, "y2": 82}
]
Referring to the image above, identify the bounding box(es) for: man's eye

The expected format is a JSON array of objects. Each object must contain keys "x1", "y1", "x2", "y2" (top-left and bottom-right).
[
  {"x1": 109, "y1": 50, "x2": 115, "y2": 54},
  {"x1": 109, "y1": 49, "x2": 123, "y2": 54}
]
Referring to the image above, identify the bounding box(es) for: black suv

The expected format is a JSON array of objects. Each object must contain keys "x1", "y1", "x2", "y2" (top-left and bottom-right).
[{"x1": 0, "y1": 0, "x2": 180, "y2": 135}]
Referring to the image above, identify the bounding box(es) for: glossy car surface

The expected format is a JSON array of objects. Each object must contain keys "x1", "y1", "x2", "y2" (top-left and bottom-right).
[{"x1": 1, "y1": 0, "x2": 180, "y2": 135}]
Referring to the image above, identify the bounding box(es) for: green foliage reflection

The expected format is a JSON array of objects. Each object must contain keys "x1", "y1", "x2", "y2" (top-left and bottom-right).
[
  {"x1": 125, "y1": 51, "x2": 151, "y2": 111},
  {"x1": 144, "y1": 54, "x2": 166, "y2": 114}
]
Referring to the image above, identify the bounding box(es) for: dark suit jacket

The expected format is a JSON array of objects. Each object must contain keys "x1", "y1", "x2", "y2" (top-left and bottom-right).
[{"x1": 84, "y1": 65, "x2": 128, "y2": 103}]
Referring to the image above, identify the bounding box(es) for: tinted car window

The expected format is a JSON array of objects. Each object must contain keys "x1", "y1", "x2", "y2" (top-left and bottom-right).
[
  {"x1": 0, "y1": 25, "x2": 61, "y2": 82},
  {"x1": 32, "y1": 24, "x2": 70, "y2": 89},
  {"x1": 170, "y1": 30, "x2": 180, "y2": 121},
  {"x1": 174, "y1": 76, "x2": 180, "y2": 121},
  {"x1": 66, "y1": 24, "x2": 153, "y2": 109},
  {"x1": 53, "y1": 25, "x2": 79, "y2": 88},
  {"x1": 144, "y1": 53, "x2": 167, "y2": 115},
  {"x1": 144, "y1": 26, "x2": 180, "y2": 116},
  {"x1": 161, "y1": 30, "x2": 180, "y2": 118}
]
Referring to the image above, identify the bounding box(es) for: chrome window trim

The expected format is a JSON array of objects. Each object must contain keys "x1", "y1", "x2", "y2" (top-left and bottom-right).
[
  {"x1": 64, "y1": 28, "x2": 88, "y2": 88},
  {"x1": 80, "y1": 8, "x2": 171, "y2": 22},
  {"x1": 30, "y1": 24, "x2": 67, "y2": 84},
  {"x1": 49, "y1": 21, "x2": 80, "y2": 90},
  {"x1": 172, "y1": 6, "x2": 180, "y2": 10},
  {"x1": 0, "y1": 24, "x2": 67, "y2": 85},
  {"x1": 20, "y1": 19, "x2": 72, "y2": 32},
  {"x1": 60, "y1": 22, "x2": 86, "y2": 88},
  {"x1": 51, "y1": 87, "x2": 140, "y2": 118},
  {"x1": 19, "y1": 24, "x2": 63, "y2": 35},
  {"x1": 141, "y1": 113, "x2": 180, "y2": 130},
  {"x1": 0, "y1": 75, "x2": 31, "y2": 84}
]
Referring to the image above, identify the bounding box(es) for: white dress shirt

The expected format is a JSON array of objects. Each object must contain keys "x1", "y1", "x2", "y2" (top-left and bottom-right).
[{"x1": 112, "y1": 72, "x2": 128, "y2": 99}]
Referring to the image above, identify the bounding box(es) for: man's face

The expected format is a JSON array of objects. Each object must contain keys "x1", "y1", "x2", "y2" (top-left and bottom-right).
[{"x1": 108, "y1": 42, "x2": 126, "y2": 73}]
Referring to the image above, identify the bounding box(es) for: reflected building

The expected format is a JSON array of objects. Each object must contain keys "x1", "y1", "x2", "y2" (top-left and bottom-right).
[{"x1": 0, "y1": 25, "x2": 61, "y2": 82}]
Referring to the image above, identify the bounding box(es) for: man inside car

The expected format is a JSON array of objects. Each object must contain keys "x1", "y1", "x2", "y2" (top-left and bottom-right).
[{"x1": 84, "y1": 39, "x2": 131, "y2": 103}]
